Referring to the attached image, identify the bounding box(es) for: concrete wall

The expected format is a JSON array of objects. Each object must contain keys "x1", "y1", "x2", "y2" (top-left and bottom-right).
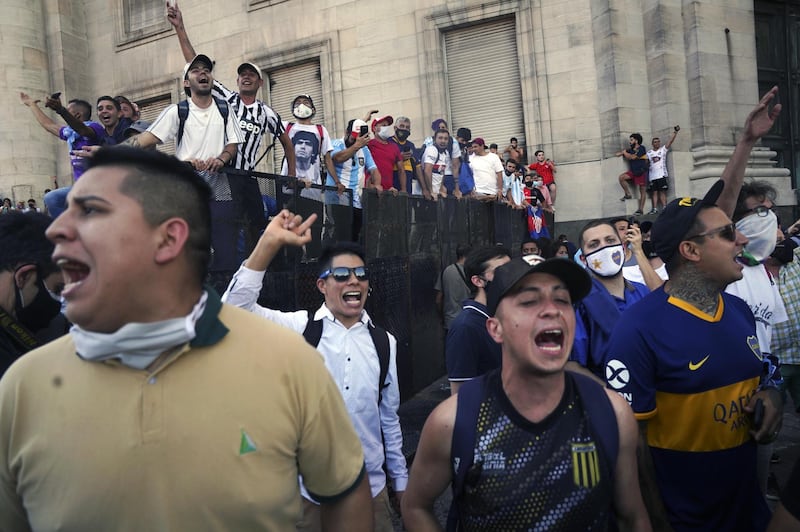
[{"x1": 2, "y1": 0, "x2": 791, "y2": 219}]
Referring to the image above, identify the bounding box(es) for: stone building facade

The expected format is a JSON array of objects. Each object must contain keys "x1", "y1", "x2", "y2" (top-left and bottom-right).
[{"x1": 2, "y1": 0, "x2": 794, "y2": 225}]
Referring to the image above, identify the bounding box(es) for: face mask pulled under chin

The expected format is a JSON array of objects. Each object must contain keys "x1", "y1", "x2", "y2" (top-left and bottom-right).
[
  {"x1": 584, "y1": 244, "x2": 625, "y2": 278},
  {"x1": 14, "y1": 270, "x2": 62, "y2": 332},
  {"x1": 292, "y1": 103, "x2": 314, "y2": 119},
  {"x1": 736, "y1": 210, "x2": 778, "y2": 262}
]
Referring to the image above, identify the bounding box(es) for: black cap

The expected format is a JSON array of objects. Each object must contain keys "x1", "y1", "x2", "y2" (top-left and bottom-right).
[
  {"x1": 182, "y1": 54, "x2": 214, "y2": 79},
  {"x1": 487, "y1": 255, "x2": 592, "y2": 316},
  {"x1": 651, "y1": 179, "x2": 724, "y2": 262}
]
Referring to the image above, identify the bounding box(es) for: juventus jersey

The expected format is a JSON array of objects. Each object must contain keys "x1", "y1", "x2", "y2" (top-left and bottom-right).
[{"x1": 213, "y1": 80, "x2": 284, "y2": 171}]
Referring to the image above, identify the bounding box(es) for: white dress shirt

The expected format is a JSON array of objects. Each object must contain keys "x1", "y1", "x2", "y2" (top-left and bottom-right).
[{"x1": 222, "y1": 264, "x2": 408, "y2": 498}]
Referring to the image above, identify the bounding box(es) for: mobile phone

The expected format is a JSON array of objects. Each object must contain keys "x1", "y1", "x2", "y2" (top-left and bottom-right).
[
  {"x1": 50, "y1": 92, "x2": 61, "y2": 99},
  {"x1": 753, "y1": 398, "x2": 764, "y2": 430},
  {"x1": 360, "y1": 125, "x2": 368, "y2": 136}
]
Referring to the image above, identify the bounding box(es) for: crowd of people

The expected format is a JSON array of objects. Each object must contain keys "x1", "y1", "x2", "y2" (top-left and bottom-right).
[{"x1": 2, "y1": 2, "x2": 800, "y2": 529}]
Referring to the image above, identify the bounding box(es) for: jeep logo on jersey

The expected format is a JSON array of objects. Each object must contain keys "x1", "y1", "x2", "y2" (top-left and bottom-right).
[
  {"x1": 239, "y1": 118, "x2": 261, "y2": 135},
  {"x1": 605, "y1": 359, "x2": 630, "y2": 390}
]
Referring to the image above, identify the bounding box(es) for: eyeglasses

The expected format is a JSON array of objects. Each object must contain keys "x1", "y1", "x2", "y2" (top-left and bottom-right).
[
  {"x1": 742, "y1": 205, "x2": 773, "y2": 218},
  {"x1": 687, "y1": 223, "x2": 737, "y2": 242},
  {"x1": 319, "y1": 266, "x2": 369, "y2": 282}
]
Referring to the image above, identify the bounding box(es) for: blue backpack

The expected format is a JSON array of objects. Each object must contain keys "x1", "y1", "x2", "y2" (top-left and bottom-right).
[{"x1": 446, "y1": 371, "x2": 619, "y2": 531}]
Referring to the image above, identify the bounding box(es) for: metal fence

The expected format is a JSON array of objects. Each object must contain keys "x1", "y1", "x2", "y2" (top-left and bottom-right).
[{"x1": 208, "y1": 169, "x2": 529, "y2": 400}]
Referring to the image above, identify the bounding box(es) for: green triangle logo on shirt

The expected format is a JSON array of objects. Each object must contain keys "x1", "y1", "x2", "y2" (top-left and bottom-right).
[{"x1": 239, "y1": 429, "x2": 257, "y2": 455}]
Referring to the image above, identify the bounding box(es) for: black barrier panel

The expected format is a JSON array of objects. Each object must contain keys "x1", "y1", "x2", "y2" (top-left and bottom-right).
[{"x1": 205, "y1": 169, "x2": 527, "y2": 400}]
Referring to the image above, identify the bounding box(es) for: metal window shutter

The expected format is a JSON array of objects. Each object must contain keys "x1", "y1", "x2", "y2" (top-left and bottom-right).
[
  {"x1": 138, "y1": 95, "x2": 175, "y2": 155},
  {"x1": 444, "y1": 18, "x2": 524, "y2": 156},
  {"x1": 265, "y1": 60, "x2": 325, "y2": 174}
]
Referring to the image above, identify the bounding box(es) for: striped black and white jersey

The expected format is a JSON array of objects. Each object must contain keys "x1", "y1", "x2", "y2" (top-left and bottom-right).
[{"x1": 213, "y1": 80, "x2": 284, "y2": 171}]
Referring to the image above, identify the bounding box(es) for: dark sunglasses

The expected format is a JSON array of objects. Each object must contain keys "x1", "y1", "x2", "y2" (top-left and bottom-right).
[
  {"x1": 319, "y1": 266, "x2": 369, "y2": 282},
  {"x1": 687, "y1": 223, "x2": 737, "y2": 242}
]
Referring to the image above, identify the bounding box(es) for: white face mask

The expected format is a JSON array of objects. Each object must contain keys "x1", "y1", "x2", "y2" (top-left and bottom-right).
[
  {"x1": 736, "y1": 210, "x2": 778, "y2": 262},
  {"x1": 292, "y1": 103, "x2": 313, "y2": 119},
  {"x1": 584, "y1": 244, "x2": 625, "y2": 278},
  {"x1": 378, "y1": 125, "x2": 395, "y2": 140}
]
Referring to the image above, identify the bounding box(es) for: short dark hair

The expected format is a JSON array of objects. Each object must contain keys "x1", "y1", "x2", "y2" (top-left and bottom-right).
[
  {"x1": 520, "y1": 238, "x2": 539, "y2": 252},
  {"x1": 455, "y1": 243, "x2": 472, "y2": 260},
  {"x1": 535, "y1": 150, "x2": 544, "y2": 157},
  {"x1": 630, "y1": 133, "x2": 643, "y2": 145},
  {"x1": 489, "y1": 143, "x2": 498, "y2": 150},
  {"x1": 733, "y1": 180, "x2": 777, "y2": 221},
  {"x1": 663, "y1": 205, "x2": 714, "y2": 276},
  {"x1": 464, "y1": 244, "x2": 511, "y2": 291},
  {"x1": 510, "y1": 137, "x2": 518, "y2": 143},
  {"x1": 114, "y1": 95, "x2": 133, "y2": 108},
  {"x1": 68, "y1": 99, "x2": 92, "y2": 120},
  {"x1": 97, "y1": 96, "x2": 121, "y2": 111},
  {"x1": 579, "y1": 219, "x2": 618, "y2": 249},
  {"x1": 0, "y1": 211, "x2": 55, "y2": 274},
  {"x1": 87, "y1": 147, "x2": 212, "y2": 283},
  {"x1": 318, "y1": 241, "x2": 366, "y2": 277}
]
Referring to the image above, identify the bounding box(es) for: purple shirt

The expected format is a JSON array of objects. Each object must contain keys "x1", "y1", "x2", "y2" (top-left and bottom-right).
[{"x1": 59, "y1": 122, "x2": 105, "y2": 180}]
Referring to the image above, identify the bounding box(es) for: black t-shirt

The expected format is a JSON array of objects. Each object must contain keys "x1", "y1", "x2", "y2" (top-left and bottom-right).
[{"x1": 627, "y1": 145, "x2": 648, "y2": 175}]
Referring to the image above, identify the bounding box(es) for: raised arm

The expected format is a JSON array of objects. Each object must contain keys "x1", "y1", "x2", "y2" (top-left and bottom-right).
[
  {"x1": 167, "y1": 3, "x2": 196, "y2": 62},
  {"x1": 245, "y1": 209, "x2": 317, "y2": 271},
  {"x1": 717, "y1": 86, "x2": 781, "y2": 218},
  {"x1": 664, "y1": 126, "x2": 679, "y2": 150},
  {"x1": 43, "y1": 95, "x2": 98, "y2": 140},
  {"x1": 20, "y1": 92, "x2": 61, "y2": 137}
]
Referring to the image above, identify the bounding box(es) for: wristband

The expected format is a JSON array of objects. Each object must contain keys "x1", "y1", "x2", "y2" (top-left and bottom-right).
[{"x1": 216, "y1": 157, "x2": 227, "y2": 165}]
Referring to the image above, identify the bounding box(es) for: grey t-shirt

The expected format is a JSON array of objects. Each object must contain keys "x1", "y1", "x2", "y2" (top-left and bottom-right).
[{"x1": 435, "y1": 263, "x2": 472, "y2": 329}]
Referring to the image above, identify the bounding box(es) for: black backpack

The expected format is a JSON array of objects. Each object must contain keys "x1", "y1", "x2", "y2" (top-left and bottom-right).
[{"x1": 302, "y1": 313, "x2": 391, "y2": 403}]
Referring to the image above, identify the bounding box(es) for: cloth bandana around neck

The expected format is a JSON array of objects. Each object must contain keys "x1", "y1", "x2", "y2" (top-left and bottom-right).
[{"x1": 71, "y1": 292, "x2": 208, "y2": 370}]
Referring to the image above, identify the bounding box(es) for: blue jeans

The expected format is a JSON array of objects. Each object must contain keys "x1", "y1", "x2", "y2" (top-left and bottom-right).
[{"x1": 44, "y1": 187, "x2": 71, "y2": 218}]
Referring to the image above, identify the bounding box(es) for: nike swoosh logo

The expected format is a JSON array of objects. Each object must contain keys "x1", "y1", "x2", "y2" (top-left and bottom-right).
[{"x1": 688, "y1": 355, "x2": 710, "y2": 371}]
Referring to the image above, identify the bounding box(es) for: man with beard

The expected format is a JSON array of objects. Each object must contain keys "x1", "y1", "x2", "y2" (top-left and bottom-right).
[
  {"x1": 0, "y1": 212, "x2": 62, "y2": 376},
  {"x1": 616, "y1": 133, "x2": 649, "y2": 215},
  {"x1": 223, "y1": 212, "x2": 406, "y2": 532},
  {"x1": 569, "y1": 220, "x2": 650, "y2": 380},
  {"x1": 125, "y1": 54, "x2": 242, "y2": 173},
  {"x1": 167, "y1": 4, "x2": 296, "y2": 250},
  {"x1": 403, "y1": 255, "x2": 650, "y2": 530},
  {"x1": 328, "y1": 119, "x2": 382, "y2": 241}
]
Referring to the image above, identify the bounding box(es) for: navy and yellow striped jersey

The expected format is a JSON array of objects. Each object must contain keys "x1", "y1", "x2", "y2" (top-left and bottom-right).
[{"x1": 604, "y1": 287, "x2": 770, "y2": 530}]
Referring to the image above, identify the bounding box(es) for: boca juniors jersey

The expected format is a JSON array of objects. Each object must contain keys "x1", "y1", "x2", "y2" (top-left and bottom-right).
[{"x1": 604, "y1": 287, "x2": 769, "y2": 531}]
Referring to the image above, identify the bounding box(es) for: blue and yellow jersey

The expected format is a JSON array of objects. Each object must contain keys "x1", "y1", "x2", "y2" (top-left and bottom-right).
[{"x1": 604, "y1": 287, "x2": 769, "y2": 530}]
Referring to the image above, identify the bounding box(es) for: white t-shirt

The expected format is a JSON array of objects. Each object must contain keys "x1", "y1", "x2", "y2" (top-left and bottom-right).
[
  {"x1": 148, "y1": 100, "x2": 243, "y2": 162},
  {"x1": 423, "y1": 145, "x2": 454, "y2": 176},
  {"x1": 470, "y1": 152, "x2": 504, "y2": 195},
  {"x1": 725, "y1": 264, "x2": 789, "y2": 355},
  {"x1": 647, "y1": 146, "x2": 669, "y2": 182},
  {"x1": 280, "y1": 122, "x2": 333, "y2": 185}
]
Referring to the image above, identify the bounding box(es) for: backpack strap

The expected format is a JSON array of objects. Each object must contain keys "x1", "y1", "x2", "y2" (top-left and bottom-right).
[
  {"x1": 446, "y1": 374, "x2": 488, "y2": 532},
  {"x1": 302, "y1": 313, "x2": 391, "y2": 404},
  {"x1": 568, "y1": 371, "x2": 619, "y2": 482},
  {"x1": 301, "y1": 312, "x2": 324, "y2": 347},
  {"x1": 176, "y1": 97, "x2": 230, "y2": 147},
  {"x1": 176, "y1": 100, "x2": 190, "y2": 147},
  {"x1": 367, "y1": 322, "x2": 391, "y2": 404}
]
